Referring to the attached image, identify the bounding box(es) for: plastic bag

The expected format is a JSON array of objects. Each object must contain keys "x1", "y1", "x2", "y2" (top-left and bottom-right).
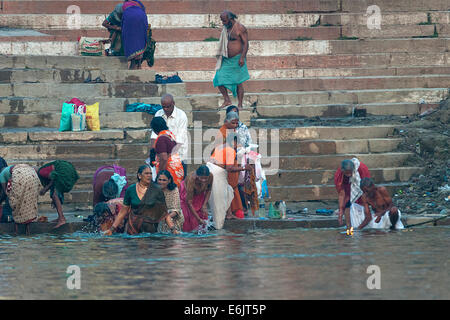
[
  {"x1": 59, "y1": 102, "x2": 75, "y2": 131},
  {"x1": 86, "y1": 102, "x2": 100, "y2": 131}
]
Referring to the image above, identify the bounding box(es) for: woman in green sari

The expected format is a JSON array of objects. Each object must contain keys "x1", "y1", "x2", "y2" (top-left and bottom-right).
[
  {"x1": 104, "y1": 164, "x2": 177, "y2": 235},
  {"x1": 37, "y1": 160, "x2": 79, "y2": 229}
]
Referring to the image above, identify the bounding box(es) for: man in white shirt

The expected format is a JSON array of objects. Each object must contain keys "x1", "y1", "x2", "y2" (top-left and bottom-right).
[{"x1": 150, "y1": 94, "x2": 189, "y2": 178}]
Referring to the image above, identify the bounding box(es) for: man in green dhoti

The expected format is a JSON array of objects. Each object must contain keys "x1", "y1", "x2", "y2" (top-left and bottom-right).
[{"x1": 213, "y1": 11, "x2": 250, "y2": 110}]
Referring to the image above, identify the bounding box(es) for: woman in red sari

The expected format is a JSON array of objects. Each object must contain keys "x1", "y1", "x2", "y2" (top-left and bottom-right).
[
  {"x1": 150, "y1": 116, "x2": 184, "y2": 187},
  {"x1": 180, "y1": 165, "x2": 213, "y2": 232}
]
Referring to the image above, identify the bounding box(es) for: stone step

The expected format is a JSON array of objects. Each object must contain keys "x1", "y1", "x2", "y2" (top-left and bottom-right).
[
  {"x1": 3, "y1": 54, "x2": 447, "y2": 73},
  {"x1": 2, "y1": 75, "x2": 448, "y2": 98},
  {"x1": 0, "y1": 56, "x2": 127, "y2": 70},
  {"x1": 0, "y1": 69, "x2": 156, "y2": 84},
  {"x1": 6, "y1": 12, "x2": 449, "y2": 30},
  {"x1": 5, "y1": 152, "x2": 413, "y2": 174},
  {"x1": 341, "y1": 0, "x2": 449, "y2": 12},
  {"x1": 0, "y1": 82, "x2": 186, "y2": 98},
  {"x1": 189, "y1": 88, "x2": 449, "y2": 110},
  {"x1": 341, "y1": 25, "x2": 437, "y2": 39},
  {"x1": 2, "y1": 1, "x2": 335, "y2": 14},
  {"x1": 0, "y1": 108, "x2": 253, "y2": 129},
  {"x1": 3, "y1": 64, "x2": 450, "y2": 84},
  {"x1": 267, "y1": 182, "x2": 410, "y2": 201},
  {"x1": 0, "y1": 97, "x2": 192, "y2": 114},
  {"x1": 321, "y1": 12, "x2": 430, "y2": 26},
  {"x1": 70, "y1": 166, "x2": 420, "y2": 192},
  {"x1": 172, "y1": 66, "x2": 450, "y2": 81},
  {"x1": 1, "y1": 38, "x2": 449, "y2": 56},
  {"x1": 5, "y1": 12, "x2": 448, "y2": 30},
  {"x1": 0, "y1": 125, "x2": 399, "y2": 145},
  {"x1": 0, "y1": 111, "x2": 153, "y2": 129},
  {"x1": 25, "y1": 27, "x2": 340, "y2": 42},
  {"x1": 0, "y1": 13, "x2": 322, "y2": 29},
  {"x1": 184, "y1": 75, "x2": 450, "y2": 94},
  {"x1": 151, "y1": 53, "x2": 450, "y2": 72},
  {"x1": 255, "y1": 102, "x2": 433, "y2": 118},
  {"x1": 267, "y1": 167, "x2": 423, "y2": 187},
  {"x1": 0, "y1": 138, "x2": 405, "y2": 160}
]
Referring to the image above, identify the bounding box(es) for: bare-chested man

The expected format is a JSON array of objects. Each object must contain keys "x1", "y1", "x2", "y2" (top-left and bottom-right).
[
  {"x1": 213, "y1": 11, "x2": 250, "y2": 110},
  {"x1": 360, "y1": 178, "x2": 404, "y2": 230}
]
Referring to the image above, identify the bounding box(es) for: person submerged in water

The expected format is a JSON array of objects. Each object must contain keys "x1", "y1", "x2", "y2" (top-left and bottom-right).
[{"x1": 359, "y1": 178, "x2": 404, "y2": 230}]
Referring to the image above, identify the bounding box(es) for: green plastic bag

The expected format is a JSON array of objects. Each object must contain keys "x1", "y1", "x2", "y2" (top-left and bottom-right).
[{"x1": 59, "y1": 103, "x2": 74, "y2": 132}]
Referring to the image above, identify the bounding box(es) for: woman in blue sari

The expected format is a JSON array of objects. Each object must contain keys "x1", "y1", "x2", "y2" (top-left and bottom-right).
[{"x1": 121, "y1": 0, "x2": 155, "y2": 69}]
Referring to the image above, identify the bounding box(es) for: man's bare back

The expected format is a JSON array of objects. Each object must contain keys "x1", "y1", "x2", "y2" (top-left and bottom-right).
[{"x1": 361, "y1": 182, "x2": 399, "y2": 227}]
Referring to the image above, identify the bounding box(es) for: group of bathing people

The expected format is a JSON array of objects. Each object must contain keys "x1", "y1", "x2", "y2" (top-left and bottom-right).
[
  {"x1": 103, "y1": 2, "x2": 250, "y2": 109},
  {"x1": 0, "y1": 95, "x2": 403, "y2": 234},
  {"x1": 0, "y1": 93, "x2": 259, "y2": 235}
]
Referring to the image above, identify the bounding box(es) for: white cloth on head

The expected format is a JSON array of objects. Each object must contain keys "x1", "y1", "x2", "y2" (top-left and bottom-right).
[
  {"x1": 215, "y1": 26, "x2": 229, "y2": 71},
  {"x1": 206, "y1": 162, "x2": 234, "y2": 230},
  {"x1": 349, "y1": 158, "x2": 363, "y2": 204},
  {"x1": 350, "y1": 203, "x2": 404, "y2": 230},
  {"x1": 150, "y1": 106, "x2": 189, "y2": 161}
]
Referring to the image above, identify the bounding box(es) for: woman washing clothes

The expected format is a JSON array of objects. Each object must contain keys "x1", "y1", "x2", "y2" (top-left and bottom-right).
[
  {"x1": 156, "y1": 170, "x2": 184, "y2": 234},
  {"x1": 103, "y1": 165, "x2": 178, "y2": 235},
  {"x1": 92, "y1": 165, "x2": 128, "y2": 207},
  {"x1": 215, "y1": 111, "x2": 250, "y2": 219},
  {"x1": 0, "y1": 159, "x2": 45, "y2": 234},
  {"x1": 37, "y1": 160, "x2": 79, "y2": 229},
  {"x1": 180, "y1": 165, "x2": 213, "y2": 233}
]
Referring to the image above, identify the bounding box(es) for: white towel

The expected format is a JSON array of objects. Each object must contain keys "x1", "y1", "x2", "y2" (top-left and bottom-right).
[
  {"x1": 349, "y1": 157, "x2": 363, "y2": 203},
  {"x1": 215, "y1": 26, "x2": 229, "y2": 71}
]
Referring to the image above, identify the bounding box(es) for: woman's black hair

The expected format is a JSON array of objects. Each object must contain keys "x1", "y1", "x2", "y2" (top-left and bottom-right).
[
  {"x1": 196, "y1": 165, "x2": 210, "y2": 177},
  {"x1": 225, "y1": 105, "x2": 239, "y2": 114},
  {"x1": 156, "y1": 170, "x2": 176, "y2": 191},
  {"x1": 102, "y1": 179, "x2": 119, "y2": 201},
  {"x1": 137, "y1": 164, "x2": 151, "y2": 182},
  {"x1": 150, "y1": 116, "x2": 169, "y2": 135}
]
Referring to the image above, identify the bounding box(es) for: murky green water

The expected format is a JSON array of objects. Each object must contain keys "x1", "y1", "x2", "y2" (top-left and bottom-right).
[{"x1": 0, "y1": 226, "x2": 448, "y2": 299}]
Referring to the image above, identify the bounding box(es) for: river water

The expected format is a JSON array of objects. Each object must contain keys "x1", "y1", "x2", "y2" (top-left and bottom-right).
[{"x1": 0, "y1": 226, "x2": 448, "y2": 299}]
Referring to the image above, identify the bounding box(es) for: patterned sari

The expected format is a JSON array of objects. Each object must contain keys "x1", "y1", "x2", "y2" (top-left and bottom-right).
[
  {"x1": 155, "y1": 130, "x2": 184, "y2": 187},
  {"x1": 7, "y1": 164, "x2": 40, "y2": 224}
]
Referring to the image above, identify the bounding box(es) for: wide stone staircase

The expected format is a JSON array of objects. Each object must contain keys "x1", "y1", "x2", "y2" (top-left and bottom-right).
[{"x1": 1, "y1": 0, "x2": 449, "y2": 213}]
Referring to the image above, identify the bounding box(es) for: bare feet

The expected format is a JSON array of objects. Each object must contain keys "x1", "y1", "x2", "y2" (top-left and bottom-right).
[
  {"x1": 52, "y1": 218, "x2": 66, "y2": 229},
  {"x1": 219, "y1": 100, "x2": 232, "y2": 110}
]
